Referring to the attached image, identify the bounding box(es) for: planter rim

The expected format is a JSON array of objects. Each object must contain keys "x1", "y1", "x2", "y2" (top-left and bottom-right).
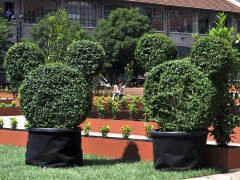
[
  {"x1": 27, "y1": 127, "x2": 82, "y2": 133},
  {"x1": 151, "y1": 129, "x2": 208, "y2": 137}
]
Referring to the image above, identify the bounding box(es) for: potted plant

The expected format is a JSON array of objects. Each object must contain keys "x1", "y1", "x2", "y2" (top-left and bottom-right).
[
  {"x1": 100, "y1": 125, "x2": 110, "y2": 138},
  {"x1": 120, "y1": 125, "x2": 133, "y2": 139},
  {"x1": 144, "y1": 59, "x2": 215, "y2": 171},
  {"x1": 95, "y1": 97, "x2": 105, "y2": 119},
  {"x1": 0, "y1": 119, "x2": 3, "y2": 128},
  {"x1": 83, "y1": 122, "x2": 91, "y2": 137},
  {"x1": 10, "y1": 117, "x2": 18, "y2": 129},
  {"x1": 20, "y1": 64, "x2": 92, "y2": 167},
  {"x1": 112, "y1": 100, "x2": 120, "y2": 120}
]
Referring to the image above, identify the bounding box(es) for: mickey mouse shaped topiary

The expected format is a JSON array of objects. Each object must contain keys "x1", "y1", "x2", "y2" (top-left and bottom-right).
[
  {"x1": 135, "y1": 33, "x2": 178, "y2": 72},
  {"x1": 144, "y1": 58, "x2": 215, "y2": 171},
  {"x1": 20, "y1": 63, "x2": 92, "y2": 167},
  {"x1": 4, "y1": 42, "x2": 45, "y2": 97},
  {"x1": 66, "y1": 40, "x2": 105, "y2": 83}
]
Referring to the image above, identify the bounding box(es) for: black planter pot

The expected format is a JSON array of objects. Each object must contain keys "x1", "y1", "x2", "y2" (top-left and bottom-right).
[
  {"x1": 150, "y1": 130, "x2": 208, "y2": 171},
  {"x1": 26, "y1": 127, "x2": 83, "y2": 167}
]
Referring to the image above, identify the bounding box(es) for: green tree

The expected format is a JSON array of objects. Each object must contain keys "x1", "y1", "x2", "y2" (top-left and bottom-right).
[
  {"x1": 94, "y1": 8, "x2": 150, "y2": 81},
  {"x1": 0, "y1": 8, "x2": 12, "y2": 65},
  {"x1": 29, "y1": 10, "x2": 90, "y2": 63}
]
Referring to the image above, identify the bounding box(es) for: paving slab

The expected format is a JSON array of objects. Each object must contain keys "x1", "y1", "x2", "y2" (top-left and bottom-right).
[{"x1": 186, "y1": 171, "x2": 240, "y2": 180}]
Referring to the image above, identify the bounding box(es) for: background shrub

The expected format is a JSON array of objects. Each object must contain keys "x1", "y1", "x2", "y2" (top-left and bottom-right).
[
  {"x1": 94, "y1": 8, "x2": 150, "y2": 81},
  {"x1": 66, "y1": 40, "x2": 105, "y2": 81},
  {"x1": 135, "y1": 33, "x2": 178, "y2": 72},
  {"x1": 20, "y1": 64, "x2": 92, "y2": 128},
  {"x1": 190, "y1": 36, "x2": 233, "y2": 79},
  {"x1": 144, "y1": 58, "x2": 215, "y2": 131},
  {"x1": 4, "y1": 42, "x2": 45, "y2": 82},
  {"x1": 30, "y1": 10, "x2": 90, "y2": 63}
]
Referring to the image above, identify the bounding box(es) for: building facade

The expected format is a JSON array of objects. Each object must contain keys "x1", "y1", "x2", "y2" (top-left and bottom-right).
[{"x1": 1, "y1": 0, "x2": 240, "y2": 57}]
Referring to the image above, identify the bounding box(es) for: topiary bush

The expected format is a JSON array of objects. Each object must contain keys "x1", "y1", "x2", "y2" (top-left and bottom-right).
[
  {"x1": 190, "y1": 35, "x2": 239, "y2": 146},
  {"x1": 4, "y1": 42, "x2": 45, "y2": 82},
  {"x1": 66, "y1": 40, "x2": 105, "y2": 81},
  {"x1": 144, "y1": 58, "x2": 215, "y2": 131},
  {"x1": 135, "y1": 33, "x2": 178, "y2": 72},
  {"x1": 190, "y1": 36, "x2": 233, "y2": 79},
  {"x1": 20, "y1": 63, "x2": 92, "y2": 128}
]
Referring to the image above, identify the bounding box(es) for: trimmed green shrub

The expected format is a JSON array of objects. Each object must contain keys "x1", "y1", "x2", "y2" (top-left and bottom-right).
[
  {"x1": 190, "y1": 36, "x2": 233, "y2": 79},
  {"x1": 20, "y1": 63, "x2": 92, "y2": 128},
  {"x1": 94, "y1": 8, "x2": 150, "y2": 78},
  {"x1": 135, "y1": 33, "x2": 178, "y2": 71},
  {"x1": 66, "y1": 40, "x2": 105, "y2": 81},
  {"x1": 191, "y1": 35, "x2": 239, "y2": 146},
  {"x1": 144, "y1": 58, "x2": 215, "y2": 131},
  {"x1": 4, "y1": 42, "x2": 45, "y2": 82}
]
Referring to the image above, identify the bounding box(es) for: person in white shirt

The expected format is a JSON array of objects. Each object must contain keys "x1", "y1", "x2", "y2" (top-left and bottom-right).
[{"x1": 112, "y1": 81, "x2": 125, "y2": 100}]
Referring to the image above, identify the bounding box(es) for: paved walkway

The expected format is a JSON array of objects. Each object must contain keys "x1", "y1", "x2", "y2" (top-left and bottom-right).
[{"x1": 187, "y1": 171, "x2": 240, "y2": 180}]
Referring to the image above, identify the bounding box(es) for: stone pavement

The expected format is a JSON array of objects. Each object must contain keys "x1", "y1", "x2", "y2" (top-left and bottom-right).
[{"x1": 187, "y1": 171, "x2": 240, "y2": 180}]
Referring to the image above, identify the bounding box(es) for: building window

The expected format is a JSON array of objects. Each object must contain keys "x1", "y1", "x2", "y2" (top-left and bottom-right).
[
  {"x1": 170, "y1": 10, "x2": 193, "y2": 33},
  {"x1": 24, "y1": 0, "x2": 57, "y2": 24},
  {"x1": 104, "y1": 5, "x2": 125, "y2": 19},
  {"x1": 67, "y1": 1, "x2": 96, "y2": 28},
  {"x1": 199, "y1": 14, "x2": 212, "y2": 34},
  {"x1": 142, "y1": 7, "x2": 164, "y2": 31}
]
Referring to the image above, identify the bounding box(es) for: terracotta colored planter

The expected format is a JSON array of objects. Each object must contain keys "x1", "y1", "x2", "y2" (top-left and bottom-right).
[
  {"x1": 0, "y1": 107, "x2": 22, "y2": 116},
  {"x1": 0, "y1": 99, "x2": 19, "y2": 104},
  {"x1": 206, "y1": 145, "x2": 240, "y2": 171},
  {"x1": 0, "y1": 93, "x2": 14, "y2": 99},
  {"x1": 82, "y1": 136, "x2": 153, "y2": 161},
  {"x1": 0, "y1": 129, "x2": 27, "y2": 146},
  {"x1": 89, "y1": 110, "x2": 144, "y2": 120},
  {"x1": 81, "y1": 118, "x2": 158, "y2": 136}
]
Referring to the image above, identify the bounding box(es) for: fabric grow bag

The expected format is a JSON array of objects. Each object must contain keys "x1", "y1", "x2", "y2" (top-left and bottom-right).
[
  {"x1": 150, "y1": 130, "x2": 208, "y2": 171},
  {"x1": 26, "y1": 127, "x2": 83, "y2": 167}
]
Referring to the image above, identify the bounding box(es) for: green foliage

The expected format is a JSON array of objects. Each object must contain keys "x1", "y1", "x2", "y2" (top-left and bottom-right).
[
  {"x1": 191, "y1": 13, "x2": 240, "y2": 146},
  {"x1": 20, "y1": 63, "x2": 92, "y2": 128},
  {"x1": 0, "y1": 119, "x2": 3, "y2": 128},
  {"x1": 107, "y1": 96, "x2": 113, "y2": 112},
  {"x1": 4, "y1": 42, "x2": 45, "y2": 83},
  {"x1": 0, "y1": 8, "x2": 12, "y2": 65},
  {"x1": 190, "y1": 36, "x2": 234, "y2": 79},
  {"x1": 120, "y1": 96, "x2": 127, "y2": 110},
  {"x1": 209, "y1": 12, "x2": 238, "y2": 44},
  {"x1": 144, "y1": 59, "x2": 215, "y2": 131},
  {"x1": 94, "y1": 8, "x2": 150, "y2": 77},
  {"x1": 83, "y1": 122, "x2": 91, "y2": 136},
  {"x1": 10, "y1": 101, "x2": 16, "y2": 107},
  {"x1": 1, "y1": 103, "x2": 5, "y2": 107},
  {"x1": 135, "y1": 33, "x2": 178, "y2": 72},
  {"x1": 10, "y1": 117, "x2": 17, "y2": 129},
  {"x1": 124, "y1": 61, "x2": 134, "y2": 87},
  {"x1": 66, "y1": 40, "x2": 105, "y2": 82},
  {"x1": 143, "y1": 99, "x2": 152, "y2": 121},
  {"x1": 24, "y1": 121, "x2": 30, "y2": 128},
  {"x1": 112, "y1": 100, "x2": 120, "y2": 120},
  {"x1": 30, "y1": 10, "x2": 90, "y2": 63},
  {"x1": 100, "y1": 125, "x2": 110, "y2": 138},
  {"x1": 120, "y1": 125, "x2": 133, "y2": 138},
  {"x1": 128, "y1": 96, "x2": 139, "y2": 120},
  {"x1": 96, "y1": 96, "x2": 105, "y2": 119},
  {"x1": 144, "y1": 123, "x2": 154, "y2": 139}
]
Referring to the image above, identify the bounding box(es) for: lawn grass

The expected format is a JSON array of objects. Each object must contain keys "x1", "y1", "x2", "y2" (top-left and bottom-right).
[{"x1": 0, "y1": 145, "x2": 225, "y2": 180}]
